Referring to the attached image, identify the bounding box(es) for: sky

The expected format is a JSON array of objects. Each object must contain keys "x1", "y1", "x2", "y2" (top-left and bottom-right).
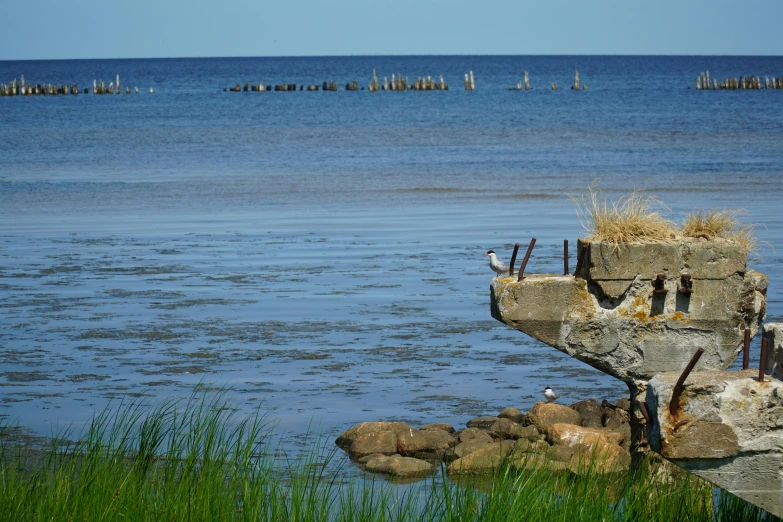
[{"x1": 2, "y1": 0, "x2": 782, "y2": 60}]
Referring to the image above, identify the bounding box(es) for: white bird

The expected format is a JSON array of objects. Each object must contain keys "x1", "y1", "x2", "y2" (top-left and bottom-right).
[
  {"x1": 541, "y1": 386, "x2": 558, "y2": 403},
  {"x1": 485, "y1": 250, "x2": 509, "y2": 278}
]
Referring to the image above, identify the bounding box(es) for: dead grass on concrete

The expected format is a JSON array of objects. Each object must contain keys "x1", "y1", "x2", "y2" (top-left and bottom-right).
[
  {"x1": 681, "y1": 209, "x2": 757, "y2": 253},
  {"x1": 571, "y1": 185, "x2": 678, "y2": 247}
]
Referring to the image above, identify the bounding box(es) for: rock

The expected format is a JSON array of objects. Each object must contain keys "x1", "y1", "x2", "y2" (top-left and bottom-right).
[
  {"x1": 421, "y1": 423, "x2": 455, "y2": 434},
  {"x1": 335, "y1": 421, "x2": 410, "y2": 448},
  {"x1": 525, "y1": 402, "x2": 582, "y2": 433},
  {"x1": 350, "y1": 431, "x2": 398, "y2": 459},
  {"x1": 447, "y1": 440, "x2": 518, "y2": 475},
  {"x1": 546, "y1": 444, "x2": 577, "y2": 463},
  {"x1": 571, "y1": 398, "x2": 603, "y2": 429},
  {"x1": 356, "y1": 453, "x2": 385, "y2": 464},
  {"x1": 611, "y1": 422, "x2": 632, "y2": 451},
  {"x1": 517, "y1": 425, "x2": 542, "y2": 441},
  {"x1": 603, "y1": 408, "x2": 630, "y2": 430},
  {"x1": 396, "y1": 427, "x2": 456, "y2": 457},
  {"x1": 566, "y1": 442, "x2": 631, "y2": 474},
  {"x1": 547, "y1": 423, "x2": 624, "y2": 449},
  {"x1": 458, "y1": 427, "x2": 493, "y2": 444},
  {"x1": 514, "y1": 454, "x2": 568, "y2": 472},
  {"x1": 364, "y1": 454, "x2": 435, "y2": 479},
  {"x1": 416, "y1": 448, "x2": 459, "y2": 462},
  {"x1": 527, "y1": 440, "x2": 550, "y2": 454},
  {"x1": 454, "y1": 440, "x2": 494, "y2": 458},
  {"x1": 490, "y1": 418, "x2": 526, "y2": 440},
  {"x1": 466, "y1": 416, "x2": 498, "y2": 430},
  {"x1": 498, "y1": 407, "x2": 524, "y2": 424},
  {"x1": 615, "y1": 397, "x2": 631, "y2": 411}
]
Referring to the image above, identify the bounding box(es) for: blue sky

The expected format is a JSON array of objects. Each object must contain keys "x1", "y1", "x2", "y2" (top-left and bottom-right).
[{"x1": 2, "y1": 0, "x2": 781, "y2": 60}]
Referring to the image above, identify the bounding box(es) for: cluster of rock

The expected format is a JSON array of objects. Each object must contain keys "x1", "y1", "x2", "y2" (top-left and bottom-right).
[{"x1": 335, "y1": 398, "x2": 632, "y2": 480}]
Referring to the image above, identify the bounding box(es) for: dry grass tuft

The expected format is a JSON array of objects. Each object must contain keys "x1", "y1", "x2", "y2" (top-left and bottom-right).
[
  {"x1": 681, "y1": 209, "x2": 757, "y2": 253},
  {"x1": 571, "y1": 185, "x2": 678, "y2": 247}
]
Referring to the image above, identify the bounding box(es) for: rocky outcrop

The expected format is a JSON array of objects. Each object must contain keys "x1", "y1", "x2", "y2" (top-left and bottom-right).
[{"x1": 337, "y1": 399, "x2": 631, "y2": 479}]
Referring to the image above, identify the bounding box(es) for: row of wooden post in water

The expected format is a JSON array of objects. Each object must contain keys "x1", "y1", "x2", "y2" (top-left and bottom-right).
[
  {"x1": 0, "y1": 75, "x2": 152, "y2": 97},
  {"x1": 696, "y1": 71, "x2": 783, "y2": 90},
  {"x1": 227, "y1": 69, "x2": 588, "y2": 93}
]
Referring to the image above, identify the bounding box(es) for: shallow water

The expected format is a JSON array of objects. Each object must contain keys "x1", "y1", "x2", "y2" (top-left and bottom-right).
[{"x1": 1, "y1": 55, "x2": 783, "y2": 449}]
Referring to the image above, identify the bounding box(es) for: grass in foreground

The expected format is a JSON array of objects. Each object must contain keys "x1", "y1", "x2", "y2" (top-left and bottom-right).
[{"x1": 0, "y1": 393, "x2": 774, "y2": 521}]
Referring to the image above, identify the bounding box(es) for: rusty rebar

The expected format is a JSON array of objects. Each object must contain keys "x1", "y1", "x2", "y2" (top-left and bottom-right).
[
  {"x1": 509, "y1": 243, "x2": 520, "y2": 277},
  {"x1": 743, "y1": 328, "x2": 750, "y2": 370},
  {"x1": 563, "y1": 240, "x2": 569, "y2": 275},
  {"x1": 760, "y1": 337, "x2": 768, "y2": 382},
  {"x1": 517, "y1": 238, "x2": 536, "y2": 282},
  {"x1": 669, "y1": 348, "x2": 705, "y2": 417},
  {"x1": 574, "y1": 244, "x2": 587, "y2": 279}
]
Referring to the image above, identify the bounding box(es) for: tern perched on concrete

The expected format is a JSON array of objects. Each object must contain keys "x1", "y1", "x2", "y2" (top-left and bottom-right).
[
  {"x1": 542, "y1": 386, "x2": 558, "y2": 403},
  {"x1": 485, "y1": 250, "x2": 509, "y2": 278}
]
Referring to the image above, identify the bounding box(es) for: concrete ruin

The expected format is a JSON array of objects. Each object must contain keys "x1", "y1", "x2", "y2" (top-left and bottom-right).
[{"x1": 490, "y1": 238, "x2": 783, "y2": 517}]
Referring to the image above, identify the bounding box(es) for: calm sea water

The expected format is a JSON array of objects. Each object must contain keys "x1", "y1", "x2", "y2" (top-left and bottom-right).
[{"x1": 1, "y1": 55, "x2": 783, "y2": 449}]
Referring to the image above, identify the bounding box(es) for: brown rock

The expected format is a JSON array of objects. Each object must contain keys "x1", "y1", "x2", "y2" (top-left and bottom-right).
[
  {"x1": 498, "y1": 407, "x2": 525, "y2": 424},
  {"x1": 513, "y1": 454, "x2": 568, "y2": 472},
  {"x1": 525, "y1": 402, "x2": 582, "y2": 432},
  {"x1": 603, "y1": 408, "x2": 630, "y2": 430},
  {"x1": 528, "y1": 440, "x2": 550, "y2": 454},
  {"x1": 547, "y1": 423, "x2": 624, "y2": 449},
  {"x1": 396, "y1": 427, "x2": 457, "y2": 457},
  {"x1": 447, "y1": 440, "x2": 518, "y2": 475},
  {"x1": 615, "y1": 397, "x2": 631, "y2": 411},
  {"x1": 611, "y1": 423, "x2": 632, "y2": 451},
  {"x1": 517, "y1": 425, "x2": 542, "y2": 441},
  {"x1": 454, "y1": 440, "x2": 493, "y2": 458},
  {"x1": 466, "y1": 416, "x2": 498, "y2": 430},
  {"x1": 567, "y1": 442, "x2": 631, "y2": 474},
  {"x1": 356, "y1": 452, "x2": 386, "y2": 464},
  {"x1": 350, "y1": 431, "x2": 398, "y2": 459},
  {"x1": 571, "y1": 398, "x2": 603, "y2": 429},
  {"x1": 336, "y1": 421, "x2": 410, "y2": 448},
  {"x1": 421, "y1": 423, "x2": 456, "y2": 434},
  {"x1": 546, "y1": 444, "x2": 577, "y2": 463},
  {"x1": 490, "y1": 418, "x2": 526, "y2": 439},
  {"x1": 364, "y1": 454, "x2": 435, "y2": 478},
  {"x1": 458, "y1": 427, "x2": 493, "y2": 444}
]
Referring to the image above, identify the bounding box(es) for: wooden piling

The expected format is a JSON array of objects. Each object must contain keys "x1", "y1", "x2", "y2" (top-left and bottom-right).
[{"x1": 573, "y1": 68, "x2": 580, "y2": 90}]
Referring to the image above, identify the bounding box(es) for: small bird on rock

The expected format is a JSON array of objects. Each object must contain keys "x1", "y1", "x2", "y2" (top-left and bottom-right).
[
  {"x1": 541, "y1": 386, "x2": 558, "y2": 403},
  {"x1": 485, "y1": 250, "x2": 509, "y2": 278}
]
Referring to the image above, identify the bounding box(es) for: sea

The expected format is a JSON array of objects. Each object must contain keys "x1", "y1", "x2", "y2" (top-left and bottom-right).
[{"x1": 1, "y1": 55, "x2": 782, "y2": 453}]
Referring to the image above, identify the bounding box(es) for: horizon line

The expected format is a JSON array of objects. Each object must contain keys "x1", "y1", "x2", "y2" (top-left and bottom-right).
[{"x1": 2, "y1": 52, "x2": 783, "y2": 63}]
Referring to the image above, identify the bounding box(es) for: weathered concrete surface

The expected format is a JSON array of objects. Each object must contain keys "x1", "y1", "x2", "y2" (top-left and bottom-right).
[
  {"x1": 490, "y1": 239, "x2": 767, "y2": 382},
  {"x1": 646, "y1": 369, "x2": 783, "y2": 518},
  {"x1": 763, "y1": 323, "x2": 783, "y2": 381}
]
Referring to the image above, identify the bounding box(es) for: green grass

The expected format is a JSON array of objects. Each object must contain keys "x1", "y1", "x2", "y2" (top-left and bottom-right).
[{"x1": 0, "y1": 392, "x2": 774, "y2": 521}]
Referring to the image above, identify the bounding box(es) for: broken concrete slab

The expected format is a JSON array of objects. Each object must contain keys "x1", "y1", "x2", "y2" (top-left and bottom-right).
[
  {"x1": 646, "y1": 369, "x2": 783, "y2": 518},
  {"x1": 490, "y1": 239, "x2": 767, "y2": 382}
]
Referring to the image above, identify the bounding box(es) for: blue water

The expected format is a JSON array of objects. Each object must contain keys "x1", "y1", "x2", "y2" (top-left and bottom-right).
[{"x1": 1, "y1": 55, "x2": 783, "y2": 448}]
